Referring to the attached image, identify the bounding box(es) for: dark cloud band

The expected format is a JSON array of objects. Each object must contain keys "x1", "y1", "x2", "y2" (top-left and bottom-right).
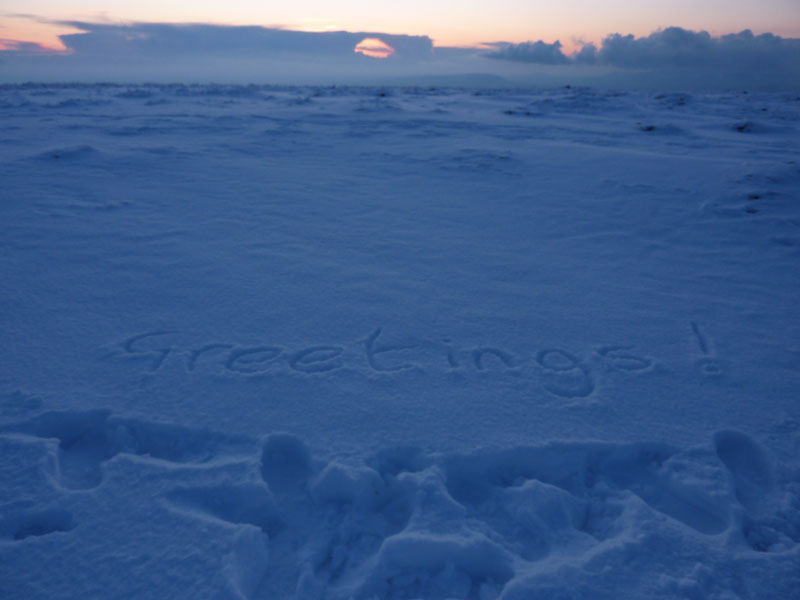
[
  {"x1": 487, "y1": 27, "x2": 800, "y2": 71},
  {"x1": 46, "y1": 22, "x2": 434, "y2": 60}
]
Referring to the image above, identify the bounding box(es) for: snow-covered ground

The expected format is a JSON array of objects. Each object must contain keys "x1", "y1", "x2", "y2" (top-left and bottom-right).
[{"x1": 1, "y1": 83, "x2": 799, "y2": 599}]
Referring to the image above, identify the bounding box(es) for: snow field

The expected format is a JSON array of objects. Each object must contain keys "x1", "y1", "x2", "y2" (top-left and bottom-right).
[{"x1": 1, "y1": 83, "x2": 799, "y2": 598}]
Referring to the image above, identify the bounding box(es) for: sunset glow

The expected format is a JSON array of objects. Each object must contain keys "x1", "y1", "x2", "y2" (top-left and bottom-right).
[
  {"x1": 354, "y1": 38, "x2": 394, "y2": 59},
  {"x1": 0, "y1": 17, "x2": 81, "y2": 52}
]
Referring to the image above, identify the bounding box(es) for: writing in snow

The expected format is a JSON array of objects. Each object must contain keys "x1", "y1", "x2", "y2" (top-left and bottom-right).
[{"x1": 118, "y1": 328, "x2": 667, "y2": 399}]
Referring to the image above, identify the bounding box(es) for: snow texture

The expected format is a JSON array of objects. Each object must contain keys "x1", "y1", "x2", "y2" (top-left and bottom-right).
[{"x1": 1, "y1": 83, "x2": 799, "y2": 599}]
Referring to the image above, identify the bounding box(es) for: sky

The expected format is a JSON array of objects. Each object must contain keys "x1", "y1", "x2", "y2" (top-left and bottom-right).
[
  {"x1": 3, "y1": 0, "x2": 800, "y2": 51},
  {"x1": 1, "y1": 1, "x2": 799, "y2": 89}
]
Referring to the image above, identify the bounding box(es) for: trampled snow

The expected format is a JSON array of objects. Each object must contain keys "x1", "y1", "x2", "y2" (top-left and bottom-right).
[{"x1": 1, "y1": 83, "x2": 799, "y2": 599}]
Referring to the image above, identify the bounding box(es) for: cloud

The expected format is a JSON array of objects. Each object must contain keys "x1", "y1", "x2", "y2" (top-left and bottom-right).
[
  {"x1": 0, "y1": 12, "x2": 48, "y2": 22},
  {"x1": 487, "y1": 27, "x2": 800, "y2": 73},
  {"x1": 487, "y1": 40, "x2": 569, "y2": 65},
  {"x1": 0, "y1": 38, "x2": 53, "y2": 54},
  {"x1": 48, "y1": 22, "x2": 433, "y2": 61},
  {"x1": 0, "y1": 39, "x2": 60, "y2": 54},
  {"x1": 0, "y1": 21, "x2": 440, "y2": 84},
  {"x1": 573, "y1": 44, "x2": 598, "y2": 65},
  {"x1": 599, "y1": 27, "x2": 800, "y2": 70},
  {"x1": 1, "y1": 21, "x2": 798, "y2": 91}
]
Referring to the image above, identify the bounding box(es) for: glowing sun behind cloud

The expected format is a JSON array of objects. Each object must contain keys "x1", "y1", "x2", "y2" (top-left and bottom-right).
[{"x1": 354, "y1": 37, "x2": 394, "y2": 58}]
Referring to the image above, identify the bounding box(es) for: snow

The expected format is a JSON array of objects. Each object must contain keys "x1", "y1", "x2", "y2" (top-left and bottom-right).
[{"x1": 1, "y1": 83, "x2": 799, "y2": 599}]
